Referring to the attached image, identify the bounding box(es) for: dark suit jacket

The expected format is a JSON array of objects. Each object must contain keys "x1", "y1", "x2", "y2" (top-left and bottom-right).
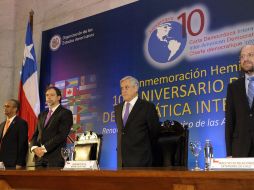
[
  {"x1": 30, "y1": 105, "x2": 73, "y2": 167},
  {"x1": 0, "y1": 116, "x2": 28, "y2": 168},
  {"x1": 114, "y1": 98, "x2": 160, "y2": 167},
  {"x1": 225, "y1": 76, "x2": 254, "y2": 157}
]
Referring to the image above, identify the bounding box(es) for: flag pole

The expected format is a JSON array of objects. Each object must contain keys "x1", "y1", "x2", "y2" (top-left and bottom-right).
[
  {"x1": 29, "y1": 10, "x2": 34, "y2": 33},
  {"x1": 19, "y1": 10, "x2": 40, "y2": 141}
]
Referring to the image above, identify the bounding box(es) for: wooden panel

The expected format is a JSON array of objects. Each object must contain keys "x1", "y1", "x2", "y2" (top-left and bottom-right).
[
  {"x1": 173, "y1": 184, "x2": 195, "y2": 190},
  {"x1": 0, "y1": 180, "x2": 12, "y2": 190},
  {"x1": 0, "y1": 169, "x2": 254, "y2": 190}
]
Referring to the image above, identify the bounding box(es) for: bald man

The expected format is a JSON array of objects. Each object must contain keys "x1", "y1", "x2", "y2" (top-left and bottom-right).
[
  {"x1": 226, "y1": 44, "x2": 254, "y2": 157},
  {"x1": 0, "y1": 99, "x2": 28, "y2": 168}
]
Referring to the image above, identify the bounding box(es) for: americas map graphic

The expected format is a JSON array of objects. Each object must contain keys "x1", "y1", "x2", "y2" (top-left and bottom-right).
[{"x1": 147, "y1": 21, "x2": 187, "y2": 64}]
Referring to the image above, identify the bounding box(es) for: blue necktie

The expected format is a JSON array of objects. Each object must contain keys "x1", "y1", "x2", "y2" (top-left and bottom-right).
[
  {"x1": 248, "y1": 77, "x2": 254, "y2": 107},
  {"x1": 123, "y1": 103, "x2": 130, "y2": 126}
]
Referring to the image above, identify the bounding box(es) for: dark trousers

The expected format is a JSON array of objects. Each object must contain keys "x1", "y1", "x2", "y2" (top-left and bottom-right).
[{"x1": 249, "y1": 136, "x2": 254, "y2": 157}]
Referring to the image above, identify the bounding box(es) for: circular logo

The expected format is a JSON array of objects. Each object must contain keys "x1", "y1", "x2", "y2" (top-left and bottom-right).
[
  {"x1": 145, "y1": 21, "x2": 187, "y2": 69},
  {"x1": 50, "y1": 35, "x2": 61, "y2": 51}
]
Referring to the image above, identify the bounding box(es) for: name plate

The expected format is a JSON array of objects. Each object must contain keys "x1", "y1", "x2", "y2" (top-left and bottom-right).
[
  {"x1": 0, "y1": 162, "x2": 5, "y2": 170},
  {"x1": 63, "y1": 160, "x2": 99, "y2": 170},
  {"x1": 211, "y1": 158, "x2": 254, "y2": 170}
]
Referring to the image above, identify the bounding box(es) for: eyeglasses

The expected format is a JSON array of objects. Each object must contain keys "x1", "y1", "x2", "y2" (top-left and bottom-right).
[
  {"x1": 239, "y1": 52, "x2": 254, "y2": 60},
  {"x1": 3, "y1": 105, "x2": 15, "y2": 109}
]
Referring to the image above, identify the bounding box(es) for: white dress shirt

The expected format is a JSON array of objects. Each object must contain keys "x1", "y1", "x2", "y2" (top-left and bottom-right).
[
  {"x1": 122, "y1": 96, "x2": 138, "y2": 119},
  {"x1": 31, "y1": 104, "x2": 60, "y2": 152}
]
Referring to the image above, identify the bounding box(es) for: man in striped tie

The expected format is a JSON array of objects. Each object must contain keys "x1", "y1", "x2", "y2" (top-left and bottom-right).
[
  {"x1": 226, "y1": 44, "x2": 254, "y2": 157},
  {"x1": 114, "y1": 76, "x2": 160, "y2": 167}
]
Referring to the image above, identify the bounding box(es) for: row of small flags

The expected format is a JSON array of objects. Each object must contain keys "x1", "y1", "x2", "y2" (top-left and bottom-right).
[
  {"x1": 60, "y1": 86, "x2": 96, "y2": 98},
  {"x1": 55, "y1": 75, "x2": 96, "y2": 89},
  {"x1": 66, "y1": 104, "x2": 96, "y2": 115},
  {"x1": 54, "y1": 75, "x2": 98, "y2": 143},
  {"x1": 73, "y1": 112, "x2": 98, "y2": 124}
]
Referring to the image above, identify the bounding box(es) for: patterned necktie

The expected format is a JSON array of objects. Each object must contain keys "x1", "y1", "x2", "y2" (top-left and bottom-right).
[
  {"x1": 2, "y1": 119, "x2": 10, "y2": 137},
  {"x1": 44, "y1": 109, "x2": 52, "y2": 127},
  {"x1": 248, "y1": 77, "x2": 254, "y2": 107},
  {"x1": 123, "y1": 103, "x2": 130, "y2": 126}
]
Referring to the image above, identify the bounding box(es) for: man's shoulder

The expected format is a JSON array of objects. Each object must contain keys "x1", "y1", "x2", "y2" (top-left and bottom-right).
[
  {"x1": 139, "y1": 98, "x2": 153, "y2": 104},
  {"x1": 58, "y1": 105, "x2": 73, "y2": 114},
  {"x1": 138, "y1": 98, "x2": 156, "y2": 108},
  {"x1": 14, "y1": 116, "x2": 26, "y2": 122},
  {"x1": 14, "y1": 116, "x2": 28, "y2": 126},
  {"x1": 114, "y1": 102, "x2": 124, "y2": 110},
  {"x1": 114, "y1": 98, "x2": 155, "y2": 109},
  {"x1": 229, "y1": 76, "x2": 244, "y2": 87}
]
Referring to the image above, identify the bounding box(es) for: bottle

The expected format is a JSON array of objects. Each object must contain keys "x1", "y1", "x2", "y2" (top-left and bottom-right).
[
  {"x1": 69, "y1": 146, "x2": 74, "y2": 161},
  {"x1": 204, "y1": 139, "x2": 213, "y2": 170}
]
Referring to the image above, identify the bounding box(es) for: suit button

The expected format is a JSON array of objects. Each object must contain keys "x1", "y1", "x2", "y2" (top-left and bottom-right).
[
  {"x1": 122, "y1": 132, "x2": 125, "y2": 135},
  {"x1": 250, "y1": 114, "x2": 253, "y2": 117}
]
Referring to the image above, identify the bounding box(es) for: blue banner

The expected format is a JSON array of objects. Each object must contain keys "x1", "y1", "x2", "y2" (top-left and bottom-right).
[{"x1": 40, "y1": 0, "x2": 254, "y2": 169}]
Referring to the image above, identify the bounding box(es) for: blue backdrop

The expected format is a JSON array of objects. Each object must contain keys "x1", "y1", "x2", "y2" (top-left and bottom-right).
[{"x1": 40, "y1": 0, "x2": 254, "y2": 169}]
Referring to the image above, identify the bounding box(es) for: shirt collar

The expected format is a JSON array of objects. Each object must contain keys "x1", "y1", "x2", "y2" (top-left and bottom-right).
[
  {"x1": 6, "y1": 115, "x2": 16, "y2": 124},
  {"x1": 245, "y1": 73, "x2": 254, "y2": 80},
  {"x1": 125, "y1": 96, "x2": 138, "y2": 107},
  {"x1": 50, "y1": 104, "x2": 60, "y2": 113}
]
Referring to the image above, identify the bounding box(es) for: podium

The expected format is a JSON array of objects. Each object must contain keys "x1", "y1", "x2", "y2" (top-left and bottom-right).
[{"x1": 0, "y1": 168, "x2": 254, "y2": 190}]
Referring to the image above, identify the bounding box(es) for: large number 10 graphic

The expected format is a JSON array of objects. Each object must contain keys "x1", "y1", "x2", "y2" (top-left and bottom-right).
[{"x1": 177, "y1": 8, "x2": 205, "y2": 36}]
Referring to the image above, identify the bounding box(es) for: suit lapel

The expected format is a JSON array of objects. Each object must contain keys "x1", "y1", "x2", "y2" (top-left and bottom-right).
[
  {"x1": 125, "y1": 98, "x2": 143, "y2": 127},
  {"x1": 115, "y1": 103, "x2": 124, "y2": 168},
  {"x1": 44, "y1": 106, "x2": 62, "y2": 129},
  {"x1": 0, "y1": 122, "x2": 5, "y2": 139},
  {"x1": 239, "y1": 77, "x2": 253, "y2": 110},
  {"x1": 115, "y1": 103, "x2": 124, "y2": 129},
  {"x1": 42, "y1": 111, "x2": 48, "y2": 128},
  {"x1": 2, "y1": 117, "x2": 17, "y2": 138}
]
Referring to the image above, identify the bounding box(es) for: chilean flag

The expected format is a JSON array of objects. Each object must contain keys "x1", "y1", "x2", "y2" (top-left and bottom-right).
[{"x1": 18, "y1": 21, "x2": 40, "y2": 141}]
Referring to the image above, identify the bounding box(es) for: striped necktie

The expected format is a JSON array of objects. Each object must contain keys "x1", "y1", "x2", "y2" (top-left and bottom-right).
[{"x1": 248, "y1": 77, "x2": 254, "y2": 107}]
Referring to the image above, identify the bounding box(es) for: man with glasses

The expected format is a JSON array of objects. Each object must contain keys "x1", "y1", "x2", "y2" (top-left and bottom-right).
[
  {"x1": 226, "y1": 44, "x2": 254, "y2": 157},
  {"x1": 0, "y1": 99, "x2": 28, "y2": 168},
  {"x1": 114, "y1": 76, "x2": 160, "y2": 167}
]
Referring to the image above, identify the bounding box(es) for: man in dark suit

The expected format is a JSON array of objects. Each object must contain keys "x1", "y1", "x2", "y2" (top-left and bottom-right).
[
  {"x1": 114, "y1": 76, "x2": 160, "y2": 167},
  {"x1": 226, "y1": 44, "x2": 254, "y2": 157},
  {"x1": 31, "y1": 86, "x2": 73, "y2": 167},
  {"x1": 0, "y1": 99, "x2": 28, "y2": 168}
]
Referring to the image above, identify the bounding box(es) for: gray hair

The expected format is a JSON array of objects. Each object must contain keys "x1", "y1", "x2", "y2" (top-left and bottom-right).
[{"x1": 120, "y1": 76, "x2": 139, "y2": 90}]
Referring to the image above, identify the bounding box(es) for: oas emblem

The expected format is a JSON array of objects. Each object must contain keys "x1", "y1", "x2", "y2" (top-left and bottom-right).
[{"x1": 50, "y1": 35, "x2": 61, "y2": 51}]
